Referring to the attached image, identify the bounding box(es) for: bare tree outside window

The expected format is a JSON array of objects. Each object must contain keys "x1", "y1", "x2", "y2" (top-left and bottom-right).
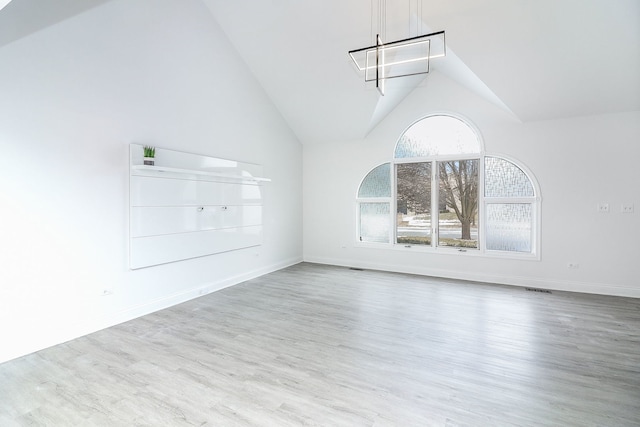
[
  {"x1": 396, "y1": 162, "x2": 432, "y2": 245},
  {"x1": 438, "y1": 160, "x2": 478, "y2": 248},
  {"x1": 358, "y1": 115, "x2": 537, "y2": 256}
]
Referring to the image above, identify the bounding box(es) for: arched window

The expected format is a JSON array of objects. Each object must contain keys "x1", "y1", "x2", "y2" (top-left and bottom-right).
[
  {"x1": 395, "y1": 115, "x2": 480, "y2": 157},
  {"x1": 357, "y1": 163, "x2": 391, "y2": 243},
  {"x1": 356, "y1": 114, "x2": 540, "y2": 257},
  {"x1": 484, "y1": 156, "x2": 537, "y2": 253}
]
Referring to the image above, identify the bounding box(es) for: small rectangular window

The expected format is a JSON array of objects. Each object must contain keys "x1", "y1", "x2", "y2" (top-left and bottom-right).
[{"x1": 396, "y1": 162, "x2": 432, "y2": 245}]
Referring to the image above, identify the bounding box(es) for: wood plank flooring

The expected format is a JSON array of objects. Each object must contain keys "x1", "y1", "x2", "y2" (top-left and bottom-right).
[{"x1": 1, "y1": 262, "x2": 639, "y2": 426}]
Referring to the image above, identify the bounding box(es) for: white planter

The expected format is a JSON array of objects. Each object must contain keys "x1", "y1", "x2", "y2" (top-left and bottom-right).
[{"x1": 144, "y1": 157, "x2": 155, "y2": 166}]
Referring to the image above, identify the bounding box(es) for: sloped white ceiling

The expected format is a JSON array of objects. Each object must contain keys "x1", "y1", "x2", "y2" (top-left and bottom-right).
[
  {"x1": 2, "y1": 0, "x2": 638, "y2": 145},
  {"x1": 432, "y1": 0, "x2": 640, "y2": 122},
  {"x1": 202, "y1": 0, "x2": 640, "y2": 144},
  {"x1": 0, "y1": 0, "x2": 112, "y2": 49}
]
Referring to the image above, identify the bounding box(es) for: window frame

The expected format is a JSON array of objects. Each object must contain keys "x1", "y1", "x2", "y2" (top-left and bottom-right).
[
  {"x1": 394, "y1": 159, "x2": 434, "y2": 248},
  {"x1": 355, "y1": 162, "x2": 393, "y2": 244},
  {"x1": 356, "y1": 198, "x2": 393, "y2": 244},
  {"x1": 392, "y1": 153, "x2": 483, "y2": 254},
  {"x1": 392, "y1": 113, "x2": 484, "y2": 253},
  {"x1": 355, "y1": 114, "x2": 541, "y2": 260},
  {"x1": 354, "y1": 159, "x2": 542, "y2": 261},
  {"x1": 480, "y1": 152, "x2": 541, "y2": 260},
  {"x1": 434, "y1": 157, "x2": 481, "y2": 251}
]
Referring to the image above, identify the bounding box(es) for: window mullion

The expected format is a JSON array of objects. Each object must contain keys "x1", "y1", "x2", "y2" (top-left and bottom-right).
[
  {"x1": 479, "y1": 155, "x2": 485, "y2": 252},
  {"x1": 391, "y1": 164, "x2": 397, "y2": 244},
  {"x1": 432, "y1": 160, "x2": 438, "y2": 248}
]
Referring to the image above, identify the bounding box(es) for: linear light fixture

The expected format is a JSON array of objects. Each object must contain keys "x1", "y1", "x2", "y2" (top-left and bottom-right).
[{"x1": 349, "y1": 30, "x2": 446, "y2": 96}]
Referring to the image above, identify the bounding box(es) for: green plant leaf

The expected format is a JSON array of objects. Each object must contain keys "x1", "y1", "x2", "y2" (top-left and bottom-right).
[{"x1": 143, "y1": 146, "x2": 155, "y2": 158}]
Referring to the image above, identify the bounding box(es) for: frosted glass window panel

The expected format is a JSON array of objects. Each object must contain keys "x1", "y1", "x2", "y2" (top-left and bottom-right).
[
  {"x1": 485, "y1": 157, "x2": 534, "y2": 198},
  {"x1": 486, "y1": 203, "x2": 532, "y2": 252},
  {"x1": 395, "y1": 115, "x2": 480, "y2": 158},
  {"x1": 396, "y1": 162, "x2": 432, "y2": 245},
  {"x1": 358, "y1": 163, "x2": 391, "y2": 197},
  {"x1": 360, "y1": 203, "x2": 390, "y2": 243}
]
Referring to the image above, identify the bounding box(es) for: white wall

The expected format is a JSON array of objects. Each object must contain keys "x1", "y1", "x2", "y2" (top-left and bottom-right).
[
  {"x1": 303, "y1": 71, "x2": 640, "y2": 298},
  {"x1": 0, "y1": 0, "x2": 302, "y2": 363}
]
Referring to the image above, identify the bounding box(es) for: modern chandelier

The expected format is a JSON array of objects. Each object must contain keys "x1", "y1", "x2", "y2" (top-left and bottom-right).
[{"x1": 348, "y1": 0, "x2": 446, "y2": 95}]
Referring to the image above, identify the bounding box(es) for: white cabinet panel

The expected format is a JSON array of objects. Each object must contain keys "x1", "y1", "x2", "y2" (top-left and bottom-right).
[
  {"x1": 130, "y1": 226, "x2": 263, "y2": 269},
  {"x1": 129, "y1": 144, "x2": 268, "y2": 269},
  {"x1": 131, "y1": 205, "x2": 262, "y2": 237},
  {"x1": 131, "y1": 176, "x2": 262, "y2": 207}
]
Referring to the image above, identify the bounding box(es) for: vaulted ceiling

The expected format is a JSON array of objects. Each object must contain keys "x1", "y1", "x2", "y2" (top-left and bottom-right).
[
  {"x1": 2, "y1": 0, "x2": 639, "y2": 145},
  {"x1": 202, "y1": 0, "x2": 640, "y2": 144}
]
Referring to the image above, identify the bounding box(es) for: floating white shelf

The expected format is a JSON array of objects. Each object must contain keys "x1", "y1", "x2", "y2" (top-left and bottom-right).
[{"x1": 131, "y1": 164, "x2": 271, "y2": 182}]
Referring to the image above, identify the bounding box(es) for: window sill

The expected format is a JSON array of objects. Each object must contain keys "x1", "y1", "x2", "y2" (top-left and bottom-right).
[{"x1": 354, "y1": 241, "x2": 539, "y2": 260}]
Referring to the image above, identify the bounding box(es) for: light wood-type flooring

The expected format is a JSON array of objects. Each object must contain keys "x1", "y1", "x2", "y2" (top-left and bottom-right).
[{"x1": 1, "y1": 263, "x2": 639, "y2": 426}]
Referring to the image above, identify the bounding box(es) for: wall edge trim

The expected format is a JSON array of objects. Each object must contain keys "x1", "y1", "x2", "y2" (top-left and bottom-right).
[
  {"x1": 0, "y1": 256, "x2": 303, "y2": 364},
  {"x1": 302, "y1": 256, "x2": 639, "y2": 298}
]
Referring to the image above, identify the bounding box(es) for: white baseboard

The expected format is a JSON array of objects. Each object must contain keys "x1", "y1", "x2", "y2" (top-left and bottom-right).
[
  {"x1": 0, "y1": 256, "x2": 303, "y2": 365},
  {"x1": 303, "y1": 255, "x2": 640, "y2": 298},
  {"x1": 105, "y1": 256, "x2": 303, "y2": 328}
]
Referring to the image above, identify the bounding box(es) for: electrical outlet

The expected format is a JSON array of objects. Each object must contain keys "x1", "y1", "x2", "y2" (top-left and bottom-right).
[
  {"x1": 597, "y1": 203, "x2": 609, "y2": 213},
  {"x1": 621, "y1": 203, "x2": 634, "y2": 214},
  {"x1": 567, "y1": 263, "x2": 579, "y2": 269}
]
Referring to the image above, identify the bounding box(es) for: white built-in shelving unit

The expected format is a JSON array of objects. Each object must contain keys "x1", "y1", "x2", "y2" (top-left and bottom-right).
[{"x1": 129, "y1": 144, "x2": 270, "y2": 269}]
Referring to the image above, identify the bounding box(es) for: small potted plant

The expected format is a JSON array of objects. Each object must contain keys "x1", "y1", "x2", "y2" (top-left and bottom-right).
[{"x1": 143, "y1": 146, "x2": 156, "y2": 166}]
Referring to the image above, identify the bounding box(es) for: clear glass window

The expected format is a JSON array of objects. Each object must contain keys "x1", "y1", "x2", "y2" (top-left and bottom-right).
[
  {"x1": 396, "y1": 162, "x2": 432, "y2": 245},
  {"x1": 438, "y1": 160, "x2": 479, "y2": 248}
]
